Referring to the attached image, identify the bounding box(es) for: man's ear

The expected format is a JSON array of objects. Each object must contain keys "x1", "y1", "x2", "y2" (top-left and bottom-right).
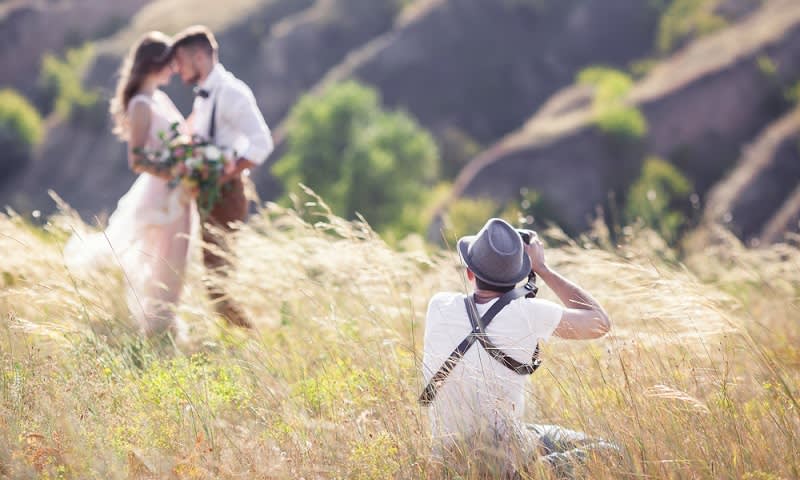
[{"x1": 466, "y1": 269, "x2": 475, "y2": 281}]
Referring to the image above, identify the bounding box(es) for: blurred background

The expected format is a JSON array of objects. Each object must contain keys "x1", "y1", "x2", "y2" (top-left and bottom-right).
[{"x1": 1, "y1": 0, "x2": 798, "y2": 247}]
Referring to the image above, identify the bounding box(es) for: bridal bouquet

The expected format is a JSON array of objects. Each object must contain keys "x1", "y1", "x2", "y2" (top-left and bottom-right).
[{"x1": 133, "y1": 122, "x2": 236, "y2": 215}]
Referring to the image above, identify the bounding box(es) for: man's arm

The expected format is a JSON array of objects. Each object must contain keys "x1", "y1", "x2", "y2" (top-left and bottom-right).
[
  {"x1": 526, "y1": 233, "x2": 611, "y2": 339},
  {"x1": 218, "y1": 86, "x2": 274, "y2": 184}
]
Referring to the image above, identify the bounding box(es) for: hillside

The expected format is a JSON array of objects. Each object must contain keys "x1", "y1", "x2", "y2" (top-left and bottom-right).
[
  {"x1": 1, "y1": 0, "x2": 662, "y2": 220},
  {"x1": 310, "y1": 0, "x2": 661, "y2": 146},
  {"x1": 0, "y1": 0, "x2": 797, "y2": 245},
  {"x1": 446, "y1": 0, "x2": 800, "y2": 237},
  {"x1": 0, "y1": 0, "x2": 147, "y2": 97},
  {"x1": 703, "y1": 106, "x2": 800, "y2": 245}
]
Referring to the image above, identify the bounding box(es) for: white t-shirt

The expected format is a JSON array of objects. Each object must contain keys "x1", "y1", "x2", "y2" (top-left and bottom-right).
[{"x1": 422, "y1": 292, "x2": 563, "y2": 447}]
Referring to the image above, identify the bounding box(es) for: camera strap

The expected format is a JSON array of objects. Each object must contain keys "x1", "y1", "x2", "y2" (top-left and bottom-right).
[{"x1": 418, "y1": 281, "x2": 542, "y2": 406}]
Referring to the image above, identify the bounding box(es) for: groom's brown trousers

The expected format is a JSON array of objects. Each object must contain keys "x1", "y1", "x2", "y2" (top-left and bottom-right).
[{"x1": 202, "y1": 176, "x2": 252, "y2": 328}]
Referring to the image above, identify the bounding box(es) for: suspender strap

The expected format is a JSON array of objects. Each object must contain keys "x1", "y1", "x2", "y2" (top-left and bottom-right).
[
  {"x1": 418, "y1": 285, "x2": 539, "y2": 406},
  {"x1": 208, "y1": 95, "x2": 218, "y2": 142}
]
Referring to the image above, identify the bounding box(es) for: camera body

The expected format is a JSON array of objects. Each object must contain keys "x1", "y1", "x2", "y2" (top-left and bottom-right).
[
  {"x1": 517, "y1": 229, "x2": 535, "y2": 245},
  {"x1": 515, "y1": 229, "x2": 538, "y2": 298}
]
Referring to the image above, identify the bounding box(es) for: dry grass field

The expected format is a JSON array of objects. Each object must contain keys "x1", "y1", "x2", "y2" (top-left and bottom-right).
[{"x1": 0, "y1": 194, "x2": 798, "y2": 479}]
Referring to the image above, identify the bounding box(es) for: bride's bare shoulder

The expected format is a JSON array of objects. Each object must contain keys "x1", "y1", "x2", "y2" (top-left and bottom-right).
[
  {"x1": 154, "y1": 90, "x2": 178, "y2": 107},
  {"x1": 127, "y1": 93, "x2": 153, "y2": 112},
  {"x1": 154, "y1": 90, "x2": 184, "y2": 116}
]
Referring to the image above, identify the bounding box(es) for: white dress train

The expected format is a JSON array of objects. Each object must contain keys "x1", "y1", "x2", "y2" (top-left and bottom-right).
[{"x1": 64, "y1": 91, "x2": 197, "y2": 336}]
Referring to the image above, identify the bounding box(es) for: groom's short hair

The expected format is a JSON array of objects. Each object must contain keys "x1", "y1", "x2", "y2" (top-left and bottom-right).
[{"x1": 172, "y1": 25, "x2": 218, "y2": 58}]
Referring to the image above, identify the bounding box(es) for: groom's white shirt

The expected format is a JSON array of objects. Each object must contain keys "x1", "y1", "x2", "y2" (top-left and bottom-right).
[{"x1": 192, "y1": 63, "x2": 274, "y2": 165}]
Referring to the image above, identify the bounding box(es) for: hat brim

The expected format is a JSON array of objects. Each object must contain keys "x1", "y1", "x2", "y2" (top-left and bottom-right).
[{"x1": 458, "y1": 235, "x2": 532, "y2": 287}]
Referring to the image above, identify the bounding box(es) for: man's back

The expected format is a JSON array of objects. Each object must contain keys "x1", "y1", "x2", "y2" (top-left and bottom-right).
[{"x1": 422, "y1": 291, "x2": 562, "y2": 444}]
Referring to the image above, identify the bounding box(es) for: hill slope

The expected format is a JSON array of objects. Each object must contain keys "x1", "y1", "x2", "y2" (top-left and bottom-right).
[
  {"x1": 0, "y1": 0, "x2": 148, "y2": 97},
  {"x1": 447, "y1": 0, "x2": 800, "y2": 235},
  {"x1": 309, "y1": 0, "x2": 661, "y2": 145},
  {"x1": 703, "y1": 106, "x2": 800, "y2": 244}
]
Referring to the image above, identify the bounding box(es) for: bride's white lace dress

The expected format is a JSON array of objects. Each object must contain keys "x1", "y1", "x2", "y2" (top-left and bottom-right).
[{"x1": 65, "y1": 91, "x2": 196, "y2": 336}]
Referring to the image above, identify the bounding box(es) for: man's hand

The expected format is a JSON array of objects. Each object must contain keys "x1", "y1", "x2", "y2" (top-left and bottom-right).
[
  {"x1": 218, "y1": 158, "x2": 255, "y2": 185},
  {"x1": 524, "y1": 232, "x2": 549, "y2": 275},
  {"x1": 522, "y1": 231, "x2": 611, "y2": 339}
]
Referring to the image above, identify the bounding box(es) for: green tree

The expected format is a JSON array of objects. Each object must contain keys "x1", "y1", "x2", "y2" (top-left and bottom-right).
[
  {"x1": 274, "y1": 81, "x2": 440, "y2": 238},
  {"x1": 0, "y1": 89, "x2": 44, "y2": 180},
  {"x1": 38, "y1": 44, "x2": 104, "y2": 127},
  {"x1": 625, "y1": 156, "x2": 692, "y2": 244}
]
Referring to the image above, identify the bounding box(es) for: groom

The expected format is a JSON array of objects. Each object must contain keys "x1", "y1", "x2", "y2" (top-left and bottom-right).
[{"x1": 171, "y1": 25, "x2": 274, "y2": 328}]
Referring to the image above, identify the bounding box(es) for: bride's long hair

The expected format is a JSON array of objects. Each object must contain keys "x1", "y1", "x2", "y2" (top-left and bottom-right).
[{"x1": 110, "y1": 31, "x2": 173, "y2": 140}]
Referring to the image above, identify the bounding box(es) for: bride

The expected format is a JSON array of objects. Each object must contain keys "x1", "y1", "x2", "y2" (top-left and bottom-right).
[{"x1": 65, "y1": 31, "x2": 196, "y2": 338}]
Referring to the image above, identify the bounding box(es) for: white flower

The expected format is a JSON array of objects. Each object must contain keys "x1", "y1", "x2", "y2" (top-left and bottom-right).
[
  {"x1": 221, "y1": 147, "x2": 236, "y2": 163},
  {"x1": 185, "y1": 156, "x2": 203, "y2": 169},
  {"x1": 203, "y1": 145, "x2": 221, "y2": 160}
]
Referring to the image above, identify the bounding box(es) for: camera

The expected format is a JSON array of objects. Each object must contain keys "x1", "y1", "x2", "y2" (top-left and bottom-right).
[
  {"x1": 516, "y1": 229, "x2": 539, "y2": 298},
  {"x1": 517, "y1": 229, "x2": 535, "y2": 245}
]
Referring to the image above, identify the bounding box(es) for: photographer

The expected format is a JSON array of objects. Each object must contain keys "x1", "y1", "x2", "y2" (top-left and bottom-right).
[{"x1": 421, "y1": 218, "x2": 614, "y2": 477}]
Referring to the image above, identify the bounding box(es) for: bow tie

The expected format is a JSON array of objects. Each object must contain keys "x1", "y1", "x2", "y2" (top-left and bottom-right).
[{"x1": 194, "y1": 87, "x2": 210, "y2": 99}]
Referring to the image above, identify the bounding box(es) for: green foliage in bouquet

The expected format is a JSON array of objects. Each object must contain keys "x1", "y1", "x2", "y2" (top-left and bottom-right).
[{"x1": 133, "y1": 123, "x2": 233, "y2": 216}]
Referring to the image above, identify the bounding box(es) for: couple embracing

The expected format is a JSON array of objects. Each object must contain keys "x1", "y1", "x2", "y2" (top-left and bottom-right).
[{"x1": 66, "y1": 26, "x2": 272, "y2": 337}]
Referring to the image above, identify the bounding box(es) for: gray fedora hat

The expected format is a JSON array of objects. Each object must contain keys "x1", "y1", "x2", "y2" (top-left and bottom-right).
[{"x1": 458, "y1": 218, "x2": 531, "y2": 287}]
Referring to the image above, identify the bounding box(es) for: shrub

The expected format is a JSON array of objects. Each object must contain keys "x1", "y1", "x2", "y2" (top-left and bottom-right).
[
  {"x1": 0, "y1": 89, "x2": 44, "y2": 180},
  {"x1": 443, "y1": 188, "x2": 559, "y2": 244},
  {"x1": 274, "y1": 81, "x2": 440, "y2": 238},
  {"x1": 38, "y1": 44, "x2": 104, "y2": 127},
  {"x1": 756, "y1": 55, "x2": 778, "y2": 79},
  {"x1": 595, "y1": 106, "x2": 648, "y2": 140},
  {"x1": 786, "y1": 81, "x2": 800, "y2": 104},
  {"x1": 578, "y1": 67, "x2": 635, "y2": 102},
  {"x1": 497, "y1": 187, "x2": 554, "y2": 229},
  {"x1": 629, "y1": 57, "x2": 659, "y2": 79},
  {"x1": 437, "y1": 126, "x2": 482, "y2": 179},
  {"x1": 578, "y1": 66, "x2": 648, "y2": 141},
  {"x1": 441, "y1": 196, "x2": 499, "y2": 242},
  {"x1": 625, "y1": 156, "x2": 693, "y2": 245},
  {"x1": 657, "y1": 0, "x2": 727, "y2": 54}
]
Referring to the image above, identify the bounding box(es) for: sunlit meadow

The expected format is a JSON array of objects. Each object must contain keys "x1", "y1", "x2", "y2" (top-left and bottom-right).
[{"x1": 0, "y1": 191, "x2": 798, "y2": 479}]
